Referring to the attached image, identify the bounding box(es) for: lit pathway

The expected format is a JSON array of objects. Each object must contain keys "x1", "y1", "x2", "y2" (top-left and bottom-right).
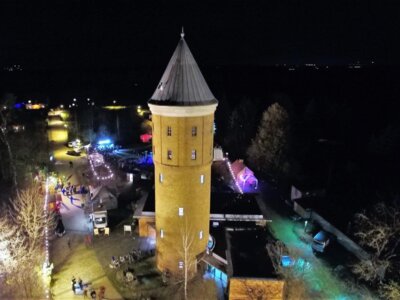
[
  {"x1": 256, "y1": 181, "x2": 367, "y2": 300},
  {"x1": 50, "y1": 144, "x2": 122, "y2": 300}
]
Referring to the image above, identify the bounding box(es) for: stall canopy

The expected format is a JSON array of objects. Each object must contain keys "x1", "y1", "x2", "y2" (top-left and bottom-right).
[{"x1": 230, "y1": 160, "x2": 258, "y2": 190}]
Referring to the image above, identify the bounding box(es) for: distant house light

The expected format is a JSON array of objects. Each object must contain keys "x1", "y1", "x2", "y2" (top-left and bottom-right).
[{"x1": 178, "y1": 207, "x2": 184, "y2": 216}]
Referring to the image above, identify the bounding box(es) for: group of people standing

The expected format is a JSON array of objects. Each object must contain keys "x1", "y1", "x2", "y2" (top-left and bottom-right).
[{"x1": 72, "y1": 276, "x2": 106, "y2": 299}]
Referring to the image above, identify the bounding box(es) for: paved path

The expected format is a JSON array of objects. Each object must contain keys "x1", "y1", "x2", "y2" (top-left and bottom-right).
[
  {"x1": 256, "y1": 181, "x2": 365, "y2": 299},
  {"x1": 50, "y1": 144, "x2": 123, "y2": 300}
]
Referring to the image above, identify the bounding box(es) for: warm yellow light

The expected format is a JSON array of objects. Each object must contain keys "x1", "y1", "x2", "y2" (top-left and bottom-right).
[{"x1": 103, "y1": 105, "x2": 127, "y2": 110}]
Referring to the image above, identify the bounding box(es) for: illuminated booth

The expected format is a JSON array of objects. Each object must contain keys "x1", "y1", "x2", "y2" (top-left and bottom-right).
[{"x1": 230, "y1": 160, "x2": 258, "y2": 191}]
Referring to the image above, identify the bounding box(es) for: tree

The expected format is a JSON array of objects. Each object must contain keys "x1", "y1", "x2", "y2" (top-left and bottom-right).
[
  {"x1": 380, "y1": 281, "x2": 400, "y2": 300},
  {"x1": 247, "y1": 103, "x2": 290, "y2": 177},
  {"x1": 0, "y1": 93, "x2": 18, "y2": 190},
  {"x1": 352, "y1": 201, "x2": 400, "y2": 285},
  {"x1": 224, "y1": 98, "x2": 260, "y2": 159},
  {"x1": 10, "y1": 186, "x2": 54, "y2": 251},
  {"x1": 178, "y1": 217, "x2": 197, "y2": 300},
  {"x1": 266, "y1": 241, "x2": 311, "y2": 300},
  {"x1": 0, "y1": 184, "x2": 54, "y2": 299}
]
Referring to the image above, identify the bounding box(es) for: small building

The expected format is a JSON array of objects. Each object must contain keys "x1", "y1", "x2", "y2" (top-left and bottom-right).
[{"x1": 231, "y1": 159, "x2": 258, "y2": 191}]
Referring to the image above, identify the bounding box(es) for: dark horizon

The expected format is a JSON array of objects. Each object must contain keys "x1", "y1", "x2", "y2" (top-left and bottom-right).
[{"x1": 1, "y1": 0, "x2": 400, "y2": 70}]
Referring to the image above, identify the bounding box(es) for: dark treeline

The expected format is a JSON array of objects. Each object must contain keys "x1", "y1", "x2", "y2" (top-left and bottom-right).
[{"x1": 1, "y1": 65, "x2": 399, "y2": 209}]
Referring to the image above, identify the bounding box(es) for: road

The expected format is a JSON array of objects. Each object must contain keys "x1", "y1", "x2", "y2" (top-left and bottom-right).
[
  {"x1": 50, "y1": 144, "x2": 122, "y2": 300},
  {"x1": 256, "y1": 181, "x2": 370, "y2": 299}
]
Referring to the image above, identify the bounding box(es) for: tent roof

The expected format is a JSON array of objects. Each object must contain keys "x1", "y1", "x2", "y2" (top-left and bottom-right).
[{"x1": 149, "y1": 31, "x2": 217, "y2": 106}]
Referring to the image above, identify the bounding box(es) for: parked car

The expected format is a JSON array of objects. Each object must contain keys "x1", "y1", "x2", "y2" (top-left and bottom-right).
[{"x1": 312, "y1": 230, "x2": 332, "y2": 253}]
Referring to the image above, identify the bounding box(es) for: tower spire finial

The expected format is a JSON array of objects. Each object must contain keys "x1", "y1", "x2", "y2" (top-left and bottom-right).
[{"x1": 181, "y1": 26, "x2": 185, "y2": 39}]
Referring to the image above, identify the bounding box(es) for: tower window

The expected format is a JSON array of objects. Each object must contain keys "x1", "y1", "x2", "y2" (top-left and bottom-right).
[
  {"x1": 178, "y1": 207, "x2": 184, "y2": 216},
  {"x1": 179, "y1": 261, "x2": 184, "y2": 269},
  {"x1": 192, "y1": 126, "x2": 197, "y2": 136},
  {"x1": 167, "y1": 126, "x2": 172, "y2": 136},
  {"x1": 167, "y1": 150, "x2": 172, "y2": 160},
  {"x1": 199, "y1": 230, "x2": 203, "y2": 239},
  {"x1": 160, "y1": 229, "x2": 164, "y2": 238},
  {"x1": 191, "y1": 150, "x2": 196, "y2": 160},
  {"x1": 159, "y1": 173, "x2": 163, "y2": 183},
  {"x1": 200, "y1": 175, "x2": 205, "y2": 184}
]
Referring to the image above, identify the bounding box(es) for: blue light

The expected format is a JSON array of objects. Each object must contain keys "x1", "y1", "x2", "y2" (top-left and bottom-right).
[
  {"x1": 281, "y1": 255, "x2": 294, "y2": 267},
  {"x1": 98, "y1": 139, "x2": 111, "y2": 145},
  {"x1": 14, "y1": 103, "x2": 24, "y2": 109}
]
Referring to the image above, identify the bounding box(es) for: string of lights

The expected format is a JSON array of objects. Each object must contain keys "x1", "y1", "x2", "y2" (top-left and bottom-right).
[
  {"x1": 88, "y1": 155, "x2": 114, "y2": 181},
  {"x1": 42, "y1": 177, "x2": 51, "y2": 299},
  {"x1": 225, "y1": 158, "x2": 243, "y2": 194}
]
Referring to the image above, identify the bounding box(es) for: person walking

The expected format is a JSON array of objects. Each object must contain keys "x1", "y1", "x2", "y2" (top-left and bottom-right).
[
  {"x1": 78, "y1": 277, "x2": 83, "y2": 290},
  {"x1": 69, "y1": 161, "x2": 73, "y2": 168},
  {"x1": 71, "y1": 276, "x2": 76, "y2": 294}
]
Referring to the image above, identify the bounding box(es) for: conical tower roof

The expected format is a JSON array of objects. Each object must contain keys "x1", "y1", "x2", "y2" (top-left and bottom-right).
[{"x1": 149, "y1": 31, "x2": 217, "y2": 106}]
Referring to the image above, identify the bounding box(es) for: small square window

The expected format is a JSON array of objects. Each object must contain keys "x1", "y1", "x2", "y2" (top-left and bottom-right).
[
  {"x1": 200, "y1": 175, "x2": 205, "y2": 184},
  {"x1": 178, "y1": 207, "x2": 184, "y2": 216},
  {"x1": 191, "y1": 150, "x2": 196, "y2": 160},
  {"x1": 160, "y1": 229, "x2": 164, "y2": 238},
  {"x1": 167, "y1": 126, "x2": 172, "y2": 136},
  {"x1": 192, "y1": 126, "x2": 197, "y2": 137},
  {"x1": 159, "y1": 173, "x2": 163, "y2": 183},
  {"x1": 179, "y1": 261, "x2": 184, "y2": 269},
  {"x1": 199, "y1": 231, "x2": 203, "y2": 239},
  {"x1": 167, "y1": 150, "x2": 172, "y2": 160}
]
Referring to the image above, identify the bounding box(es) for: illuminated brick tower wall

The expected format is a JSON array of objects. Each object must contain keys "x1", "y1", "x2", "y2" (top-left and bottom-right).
[{"x1": 148, "y1": 31, "x2": 218, "y2": 274}]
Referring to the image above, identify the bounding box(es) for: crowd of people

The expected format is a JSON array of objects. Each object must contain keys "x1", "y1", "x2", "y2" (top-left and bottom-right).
[{"x1": 71, "y1": 276, "x2": 107, "y2": 299}]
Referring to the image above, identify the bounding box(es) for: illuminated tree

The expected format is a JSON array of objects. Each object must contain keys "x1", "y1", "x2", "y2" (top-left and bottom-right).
[
  {"x1": 247, "y1": 103, "x2": 290, "y2": 177},
  {"x1": 0, "y1": 214, "x2": 45, "y2": 299},
  {"x1": 380, "y1": 281, "x2": 400, "y2": 300},
  {"x1": 266, "y1": 241, "x2": 312, "y2": 300},
  {"x1": 178, "y1": 217, "x2": 197, "y2": 300},
  {"x1": 10, "y1": 186, "x2": 54, "y2": 251},
  {"x1": 352, "y1": 201, "x2": 400, "y2": 285},
  {"x1": 0, "y1": 185, "x2": 54, "y2": 298}
]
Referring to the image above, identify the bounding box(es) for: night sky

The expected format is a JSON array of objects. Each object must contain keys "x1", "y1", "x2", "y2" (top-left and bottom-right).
[{"x1": 1, "y1": 0, "x2": 399, "y2": 70}]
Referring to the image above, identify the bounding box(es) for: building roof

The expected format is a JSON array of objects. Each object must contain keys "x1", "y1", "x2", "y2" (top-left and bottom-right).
[
  {"x1": 142, "y1": 190, "x2": 264, "y2": 219},
  {"x1": 148, "y1": 31, "x2": 217, "y2": 106},
  {"x1": 227, "y1": 228, "x2": 278, "y2": 278}
]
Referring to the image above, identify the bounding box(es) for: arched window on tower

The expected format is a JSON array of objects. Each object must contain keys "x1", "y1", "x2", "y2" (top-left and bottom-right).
[{"x1": 191, "y1": 150, "x2": 196, "y2": 160}]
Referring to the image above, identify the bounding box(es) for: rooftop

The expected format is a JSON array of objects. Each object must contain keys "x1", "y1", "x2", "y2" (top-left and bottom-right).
[
  {"x1": 142, "y1": 191, "x2": 263, "y2": 219},
  {"x1": 227, "y1": 228, "x2": 278, "y2": 278},
  {"x1": 148, "y1": 30, "x2": 217, "y2": 106}
]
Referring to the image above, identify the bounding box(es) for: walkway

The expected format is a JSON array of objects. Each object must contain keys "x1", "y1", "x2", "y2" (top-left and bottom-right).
[
  {"x1": 256, "y1": 181, "x2": 366, "y2": 299},
  {"x1": 50, "y1": 144, "x2": 122, "y2": 300}
]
